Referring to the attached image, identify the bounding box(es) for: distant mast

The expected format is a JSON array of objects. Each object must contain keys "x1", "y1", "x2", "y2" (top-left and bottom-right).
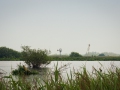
[
  {"x1": 87, "y1": 44, "x2": 90, "y2": 56},
  {"x1": 49, "y1": 49, "x2": 51, "y2": 54}
]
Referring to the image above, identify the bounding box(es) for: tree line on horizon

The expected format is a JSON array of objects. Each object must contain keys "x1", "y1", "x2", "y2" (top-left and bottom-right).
[
  {"x1": 0, "y1": 46, "x2": 83, "y2": 59},
  {"x1": 0, "y1": 46, "x2": 119, "y2": 60},
  {"x1": 0, "y1": 46, "x2": 120, "y2": 67},
  {"x1": 0, "y1": 47, "x2": 21, "y2": 59}
]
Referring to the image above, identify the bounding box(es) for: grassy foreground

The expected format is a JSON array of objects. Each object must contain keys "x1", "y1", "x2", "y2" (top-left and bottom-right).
[{"x1": 0, "y1": 65, "x2": 120, "y2": 90}]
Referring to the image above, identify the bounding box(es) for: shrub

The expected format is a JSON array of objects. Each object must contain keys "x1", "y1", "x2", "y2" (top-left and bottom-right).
[
  {"x1": 21, "y1": 46, "x2": 51, "y2": 68},
  {"x1": 69, "y1": 52, "x2": 82, "y2": 57}
]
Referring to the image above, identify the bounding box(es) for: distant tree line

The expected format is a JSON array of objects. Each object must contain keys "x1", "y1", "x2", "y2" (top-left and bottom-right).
[
  {"x1": 0, "y1": 47, "x2": 21, "y2": 59},
  {"x1": 0, "y1": 46, "x2": 120, "y2": 62},
  {"x1": 0, "y1": 46, "x2": 51, "y2": 68}
]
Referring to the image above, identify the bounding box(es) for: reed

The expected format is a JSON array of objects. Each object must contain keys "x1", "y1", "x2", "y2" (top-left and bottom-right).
[{"x1": 0, "y1": 64, "x2": 120, "y2": 90}]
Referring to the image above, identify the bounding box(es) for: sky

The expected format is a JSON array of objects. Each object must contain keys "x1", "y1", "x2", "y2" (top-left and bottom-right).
[{"x1": 0, "y1": 0, "x2": 120, "y2": 55}]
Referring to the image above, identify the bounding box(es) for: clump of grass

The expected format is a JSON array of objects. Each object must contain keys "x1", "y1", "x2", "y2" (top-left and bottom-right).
[
  {"x1": 0, "y1": 75, "x2": 32, "y2": 90},
  {"x1": 0, "y1": 78, "x2": 6, "y2": 90},
  {"x1": 12, "y1": 64, "x2": 39, "y2": 75},
  {"x1": 1, "y1": 64, "x2": 120, "y2": 90}
]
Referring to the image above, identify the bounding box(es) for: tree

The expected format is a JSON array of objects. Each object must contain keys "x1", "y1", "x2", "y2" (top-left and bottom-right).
[
  {"x1": 0, "y1": 47, "x2": 21, "y2": 58},
  {"x1": 21, "y1": 46, "x2": 51, "y2": 68},
  {"x1": 69, "y1": 52, "x2": 82, "y2": 57},
  {"x1": 99, "y1": 53, "x2": 105, "y2": 56}
]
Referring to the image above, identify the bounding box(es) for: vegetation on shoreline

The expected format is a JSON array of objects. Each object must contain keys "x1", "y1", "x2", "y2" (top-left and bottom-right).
[
  {"x1": 0, "y1": 47, "x2": 21, "y2": 59},
  {"x1": 0, "y1": 46, "x2": 120, "y2": 61},
  {"x1": 50, "y1": 55, "x2": 120, "y2": 61},
  {"x1": 0, "y1": 65, "x2": 120, "y2": 90},
  {"x1": 0, "y1": 57, "x2": 20, "y2": 61},
  {"x1": 1, "y1": 55, "x2": 120, "y2": 61},
  {"x1": 0, "y1": 47, "x2": 120, "y2": 89}
]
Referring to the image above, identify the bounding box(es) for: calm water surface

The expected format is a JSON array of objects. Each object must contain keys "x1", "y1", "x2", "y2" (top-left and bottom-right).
[{"x1": 0, "y1": 61, "x2": 120, "y2": 77}]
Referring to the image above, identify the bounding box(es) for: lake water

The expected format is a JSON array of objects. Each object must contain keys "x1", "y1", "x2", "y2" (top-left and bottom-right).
[{"x1": 0, "y1": 61, "x2": 120, "y2": 78}]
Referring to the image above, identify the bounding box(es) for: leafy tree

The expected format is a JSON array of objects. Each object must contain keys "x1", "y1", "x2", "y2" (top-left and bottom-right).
[
  {"x1": 99, "y1": 53, "x2": 105, "y2": 56},
  {"x1": 69, "y1": 52, "x2": 82, "y2": 57},
  {"x1": 21, "y1": 46, "x2": 51, "y2": 68},
  {"x1": 0, "y1": 47, "x2": 21, "y2": 58}
]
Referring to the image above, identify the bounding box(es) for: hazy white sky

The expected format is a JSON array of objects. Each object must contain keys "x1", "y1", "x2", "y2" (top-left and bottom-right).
[{"x1": 0, "y1": 0, "x2": 120, "y2": 55}]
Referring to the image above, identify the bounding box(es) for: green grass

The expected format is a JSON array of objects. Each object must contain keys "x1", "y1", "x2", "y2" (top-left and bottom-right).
[
  {"x1": 50, "y1": 55, "x2": 120, "y2": 61},
  {"x1": 0, "y1": 57, "x2": 20, "y2": 61},
  {"x1": 0, "y1": 55, "x2": 120, "y2": 61},
  {"x1": 1, "y1": 65, "x2": 120, "y2": 90}
]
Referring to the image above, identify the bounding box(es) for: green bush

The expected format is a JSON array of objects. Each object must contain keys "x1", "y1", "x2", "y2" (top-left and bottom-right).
[
  {"x1": 21, "y1": 46, "x2": 51, "y2": 68},
  {"x1": 69, "y1": 52, "x2": 82, "y2": 57}
]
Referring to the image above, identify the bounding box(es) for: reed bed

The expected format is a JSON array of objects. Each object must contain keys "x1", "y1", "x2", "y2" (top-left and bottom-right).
[{"x1": 0, "y1": 65, "x2": 120, "y2": 90}]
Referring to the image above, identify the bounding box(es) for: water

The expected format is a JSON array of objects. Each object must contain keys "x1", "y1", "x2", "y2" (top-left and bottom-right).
[
  {"x1": 47, "y1": 61, "x2": 120, "y2": 78},
  {"x1": 0, "y1": 61, "x2": 120, "y2": 77},
  {"x1": 0, "y1": 61, "x2": 26, "y2": 76}
]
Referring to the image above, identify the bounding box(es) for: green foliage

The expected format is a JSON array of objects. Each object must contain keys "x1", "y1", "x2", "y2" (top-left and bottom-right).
[
  {"x1": 1, "y1": 65, "x2": 120, "y2": 90},
  {"x1": 69, "y1": 52, "x2": 82, "y2": 57},
  {"x1": 12, "y1": 64, "x2": 39, "y2": 75},
  {"x1": 0, "y1": 47, "x2": 21, "y2": 59},
  {"x1": 50, "y1": 55, "x2": 120, "y2": 61},
  {"x1": 99, "y1": 53, "x2": 105, "y2": 56},
  {"x1": 0, "y1": 79, "x2": 6, "y2": 90},
  {"x1": 1, "y1": 75, "x2": 32, "y2": 90},
  {"x1": 21, "y1": 46, "x2": 51, "y2": 68}
]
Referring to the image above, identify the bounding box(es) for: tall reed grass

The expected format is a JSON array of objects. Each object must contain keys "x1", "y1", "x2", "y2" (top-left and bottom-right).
[{"x1": 0, "y1": 64, "x2": 120, "y2": 90}]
